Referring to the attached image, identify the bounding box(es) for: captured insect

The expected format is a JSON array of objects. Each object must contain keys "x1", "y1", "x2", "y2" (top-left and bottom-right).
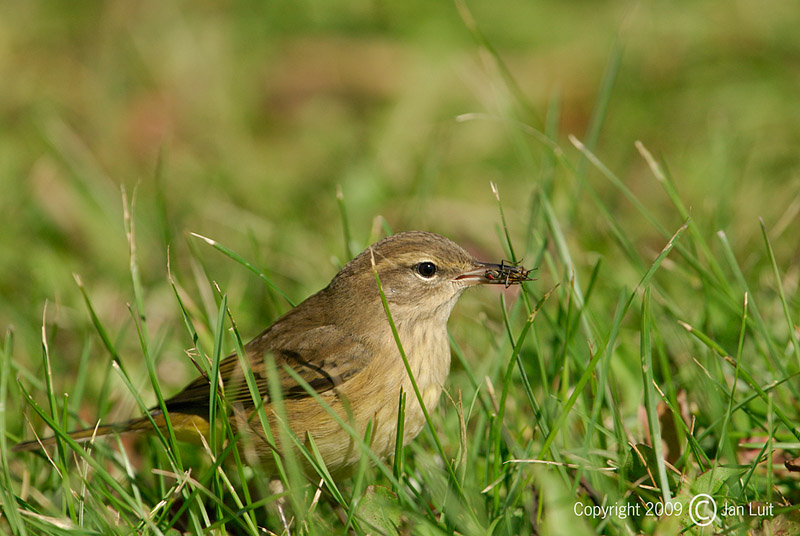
[{"x1": 482, "y1": 260, "x2": 533, "y2": 288}]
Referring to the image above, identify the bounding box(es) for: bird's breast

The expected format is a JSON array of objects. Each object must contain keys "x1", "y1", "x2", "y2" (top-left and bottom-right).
[{"x1": 362, "y1": 320, "x2": 451, "y2": 452}]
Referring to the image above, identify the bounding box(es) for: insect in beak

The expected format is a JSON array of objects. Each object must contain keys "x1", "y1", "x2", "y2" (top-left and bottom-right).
[{"x1": 455, "y1": 260, "x2": 533, "y2": 288}]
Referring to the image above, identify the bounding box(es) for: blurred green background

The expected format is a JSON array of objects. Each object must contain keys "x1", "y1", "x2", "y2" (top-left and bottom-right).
[{"x1": 1, "y1": 0, "x2": 799, "y2": 410}]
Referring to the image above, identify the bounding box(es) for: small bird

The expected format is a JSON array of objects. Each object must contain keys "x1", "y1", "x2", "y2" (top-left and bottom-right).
[{"x1": 15, "y1": 231, "x2": 530, "y2": 475}]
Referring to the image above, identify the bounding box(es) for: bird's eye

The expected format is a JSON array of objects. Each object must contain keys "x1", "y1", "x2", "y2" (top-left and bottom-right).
[{"x1": 415, "y1": 261, "x2": 438, "y2": 279}]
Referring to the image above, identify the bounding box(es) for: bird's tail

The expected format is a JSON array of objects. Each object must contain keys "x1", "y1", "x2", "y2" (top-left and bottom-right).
[{"x1": 12, "y1": 415, "x2": 161, "y2": 453}]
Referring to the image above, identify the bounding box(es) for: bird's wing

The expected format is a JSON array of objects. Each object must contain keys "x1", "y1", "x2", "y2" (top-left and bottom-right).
[{"x1": 161, "y1": 325, "x2": 372, "y2": 417}]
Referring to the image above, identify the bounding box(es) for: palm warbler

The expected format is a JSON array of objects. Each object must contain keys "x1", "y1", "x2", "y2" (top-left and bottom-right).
[{"x1": 15, "y1": 231, "x2": 531, "y2": 474}]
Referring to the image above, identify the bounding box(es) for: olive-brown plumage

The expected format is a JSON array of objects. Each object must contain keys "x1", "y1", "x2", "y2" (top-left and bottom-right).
[{"x1": 15, "y1": 231, "x2": 530, "y2": 474}]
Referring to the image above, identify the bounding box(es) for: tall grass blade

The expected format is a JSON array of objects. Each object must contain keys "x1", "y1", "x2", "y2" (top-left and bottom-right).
[
  {"x1": 640, "y1": 287, "x2": 671, "y2": 501},
  {"x1": 760, "y1": 218, "x2": 800, "y2": 369},
  {"x1": 190, "y1": 232, "x2": 296, "y2": 308}
]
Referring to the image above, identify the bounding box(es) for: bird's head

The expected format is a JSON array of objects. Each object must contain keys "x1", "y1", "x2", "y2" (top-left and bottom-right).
[{"x1": 329, "y1": 231, "x2": 531, "y2": 324}]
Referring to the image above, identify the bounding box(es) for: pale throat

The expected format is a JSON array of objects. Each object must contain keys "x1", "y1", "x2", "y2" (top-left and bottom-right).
[{"x1": 392, "y1": 291, "x2": 462, "y2": 405}]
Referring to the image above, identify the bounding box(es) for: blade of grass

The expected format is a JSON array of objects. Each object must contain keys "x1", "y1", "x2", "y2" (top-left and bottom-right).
[
  {"x1": 336, "y1": 185, "x2": 354, "y2": 260},
  {"x1": 392, "y1": 388, "x2": 407, "y2": 484},
  {"x1": 108, "y1": 359, "x2": 175, "y2": 464},
  {"x1": 491, "y1": 182, "x2": 518, "y2": 263},
  {"x1": 571, "y1": 287, "x2": 616, "y2": 499},
  {"x1": 767, "y1": 393, "x2": 775, "y2": 504},
  {"x1": 208, "y1": 291, "x2": 228, "y2": 526},
  {"x1": 715, "y1": 293, "x2": 748, "y2": 465},
  {"x1": 490, "y1": 304, "x2": 536, "y2": 511},
  {"x1": 223, "y1": 308, "x2": 285, "y2": 472},
  {"x1": 68, "y1": 340, "x2": 92, "y2": 421},
  {"x1": 1, "y1": 329, "x2": 29, "y2": 536},
  {"x1": 126, "y1": 301, "x2": 183, "y2": 470},
  {"x1": 123, "y1": 188, "x2": 185, "y2": 472},
  {"x1": 635, "y1": 141, "x2": 732, "y2": 295},
  {"x1": 760, "y1": 217, "x2": 800, "y2": 369},
  {"x1": 571, "y1": 135, "x2": 668, "y2": 238},
  {"x1": 491, "y1": 287, "x2": 557, "y2": 514},
  {"x1": 39, "y1": 304, "x2": 77, "y2": 522},
  {"x1": 261, "y1": 352, "x2": 307, "y2": 525},
  {"x1": 576, "y1": 41, "x2": 622, "y2": 181},
  {"x1": 207, "y1": 297, "x2": 265, "y2": 536},
  {"x1": 39, "y1": 305, "x2": 60, "y2": 454},
  {"x1": 166, "y1": 249, "x2": 204, "y2": 368},
  {"x1": 498, "y1": 292, "x2": 540, "y2": 437},
  {"x1": 190, "y1": 232, "x2": 296, "y2": 308},
  {"x1": 453, "y1": 0, "x2": 539, "y2": 125},
  {"x1": 640, "y1": 287, "x2": 672, "y2": 502},
  {"x1": 539, "y1": 194, "x2": 595, "y2": 347},
  {"x1": 343, "y1": 421, "x2": 373, "y2": 536}
]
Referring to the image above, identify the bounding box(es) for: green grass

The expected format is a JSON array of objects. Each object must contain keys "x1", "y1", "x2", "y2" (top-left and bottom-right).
[{"x1": 2, "y1": 1, "x2": 800, "y2": 534}]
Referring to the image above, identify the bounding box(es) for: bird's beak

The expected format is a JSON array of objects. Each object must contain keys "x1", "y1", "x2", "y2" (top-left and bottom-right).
[{"x1": 454, "y1": 261, "x2": 532, "y2": 287}]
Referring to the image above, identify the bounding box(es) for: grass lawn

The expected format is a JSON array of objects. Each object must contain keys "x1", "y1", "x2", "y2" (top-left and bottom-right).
[{"x1": 1, "y1": 1, "x2": 799, "y2": 534}]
